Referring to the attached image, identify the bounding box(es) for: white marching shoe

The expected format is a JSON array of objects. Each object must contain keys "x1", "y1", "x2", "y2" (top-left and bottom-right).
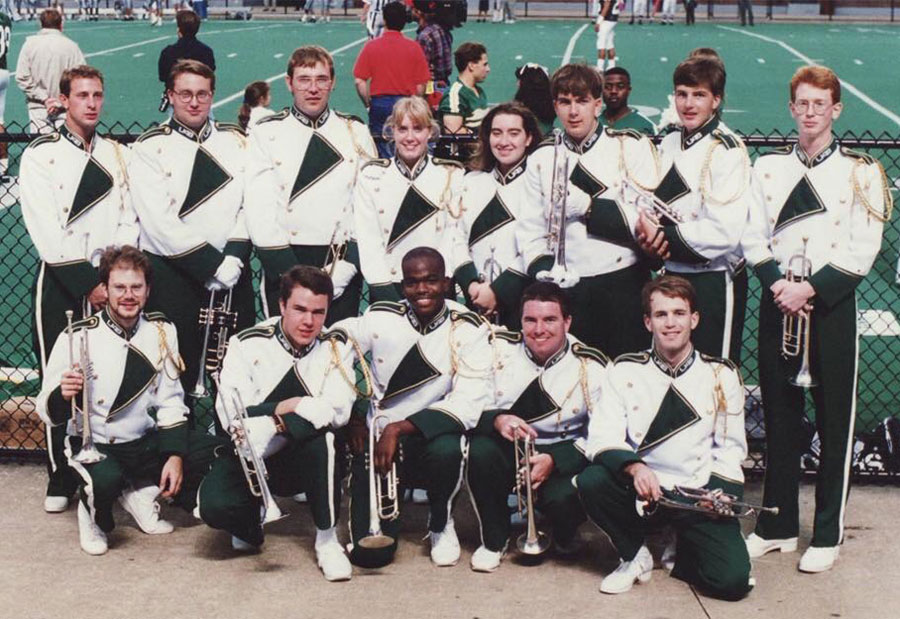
[
  {"x1": 744, "y1": 533, "x2": 798, "y2": 559},
  {"x1": 798, "y1": 545, "x2": 839, "y2": 573},
  {"x1": 430, "y1": 518, "x2": 460, "y2": 567},
  {"x1": 600, "y1": 545, "x2": 653, "y2": 594},
  {"x1": 661, "y1": 539, "x2": 676, "y2": 572},
  {"x1": 316, "y1": 530, "x2": 352, "y2": 582},
  {"x1": 470, "y1": 545, "x2": 504, "y2": 572},
  {"x1": 77, "y1": 502, "x2": 108, "y2": 555},
  {"x1": 44, "y1": 495, "x2": 70, "y2": 513},
  {"x1": 118, "y1": 485, "x2": 174, "y2": 534}
]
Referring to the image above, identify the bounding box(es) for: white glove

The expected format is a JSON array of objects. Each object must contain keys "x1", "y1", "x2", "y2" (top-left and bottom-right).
[
  {"x1": 213, "y1": 256, "x2": 243, "y2": 289},
  {"x1": 294, "y1": 397, "x2": 334, "y2": 430},
  {"x1": 326, "y1": 259, "x2": 358, "y2": 301},
  {"x1": 234, "y1": 415, "x2": 287, "y2": 459},
  {"x1": 565, "y1": 187, "x2": 593, "y2": 220}
]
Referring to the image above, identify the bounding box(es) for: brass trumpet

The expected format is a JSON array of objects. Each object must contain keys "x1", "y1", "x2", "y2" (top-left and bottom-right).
[
  {"x1": 623, "y1": 176, "x2": 684, "y2": 226},
  {"x1": 637, "y1": 485, "x2": 779, "y2": 520},
  {"x1": 359, "y1": 412, "x2": 400, "y2": 549},
  {"x1": 782, "y1": 237, "x2": 817, "y2": 389},
  {"x1": 513, "y1": 428, "x2": 550, "y2": 556},
  {"x1": 536, "y1": 129, "x2": 580, "y2": 289},
  {"x1": 189, "y1": 289, "x2": 238, "y2": 400},
  {"x1": 66, "y1": 310, "x2": 105, "y2": 464},
  {"x1": 213, "y1": 375, "x2": 285, "y2": 526}
]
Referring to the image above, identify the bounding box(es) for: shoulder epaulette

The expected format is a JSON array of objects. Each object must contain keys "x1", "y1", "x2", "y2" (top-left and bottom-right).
[
  {"x1": 606, "y1": 127, "x2": 643, "y2": 140},
  {"x1": 572, "y1": 342, "x2": 610, "y2": 366},
  {"x1": 143, "y1": 311, "x2": 170, "y2": 323},
  {"x1": 699, "y1": 352, "x2": 738, "y2": 371},
  {"x1": 840, "y1": 146, "x2": 877, "y2": 165},
  {"x1": 214, "y1": 121, "x2": 247, "y2": 137},
  {"x1": 319, "y1": 327, "x2": 349, "y2": 344},
  {"x1": 536, "y1": 135, "x2": 555, "y2": 149},
  {"x1": 712, "y1": 129, "x2": 741, "y2": 150},
  {"x1": 614, "y1": 351, "x2": 650, "y2": 365},
  {"x1": 236, "y1": 324, "x2": 276, "y2": 341},
  {"x1": 490, "y1": 329, "x2": 522, "y2": 344},
  {"x1": 450, "y1": 310, "x2": 484, "y2": 327},
  {"x1": 135, "y1": 125, "x2": 172, "y2": 143},
  {"x1": 334, "y1": 110, "x2": 365, "y2": 125},
  {"x1": 369, "y1": 301, "x2": 406, "y2": 315},
  {"x1": 362, "y1": 158, "x2": 391, "y2": 170},
  {"x1": 257, "y1": 108, "x2": 290, "y2": 125},
  {"x1": 759, "y1": 144, "x2": 793, "y2": 157},
  {"x1": 433, "y1": 157, "x2": 465, "y2": 169},
  {"x1": 70, "y1": 315, "x2": 99, "y2": 331},
  {"x1": 27, "y1": 132, "x2": 60, "y2": 150}
]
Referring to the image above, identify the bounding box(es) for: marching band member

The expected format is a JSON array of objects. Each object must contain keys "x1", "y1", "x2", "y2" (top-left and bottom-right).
[
  {"x1": 354, "y1": 96, "x2": 473, "y2": 304},
  {"x1": 338, "y1": 247, "x2": 491, "y2": 568},
  {"x1": 130, "y1": 59, "x2": 256, "y2": 400},
  {"x1": 199, "y1": 266, "x2": 358, "y2": 581},
  {"x1": 467, "y1": 282, "x2": 607, "y2": 572},
  {"x1": 518, "y1": 63, "x2": 659, "y2": 357},
  {"x1": 637, "y1": 57, "x2": 751, "y2": 363},
  {"x1": 575, "y1": 275, "x2": 751, "y2": 599},
  {"x1": 20, "y1": 65, "x2": 137, "y2": 513},
  {"x1": 244, "y1": 45, "x2": 376, "y2": 323},
  {"x1": 742, "y1": 66, "x2": 889, "y2": 573},
  {"x1": 460, "y1": 102, "x2": 542, "y2": 328},
  {"x1": 35, "y1": 246, "x2": 223, "y2": 555}
]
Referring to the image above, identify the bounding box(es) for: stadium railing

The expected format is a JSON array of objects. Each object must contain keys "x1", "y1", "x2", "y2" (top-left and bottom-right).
[{"x1": 2, "y1": 121, "x2": 899, "y2": 479}]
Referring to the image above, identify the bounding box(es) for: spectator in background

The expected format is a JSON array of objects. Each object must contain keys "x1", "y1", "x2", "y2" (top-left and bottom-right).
[
  {"x1": 439, "y1": 41, "x2": 490, "y2": 134},
  {"x1": 415, "y1": 4, "x2": 453, "y2": 108},
  {"x1": 738, "y1": 0, "x2": 754, "y2": 26},
  {"x1": 0, "y1": 7, "x2": 11, "y2": 178},
  {"x1": 237, "y1": 80, "x2": 272, "y2": 132},
  {"x1": 600, "y1": 67, "x2": 655, "y2": 135},
  {"x1": 353, "y1": 1, "x2": 429, "y2": 157},
  {"x1": 513, "y1": 62, "x2": 555, "y2": 136},
  {"x1": 157, "y1": 10, "x2": 215, "y2": 87},
  {"x1": 15, "y1": 9, "x2": 85, "y2": 133}
]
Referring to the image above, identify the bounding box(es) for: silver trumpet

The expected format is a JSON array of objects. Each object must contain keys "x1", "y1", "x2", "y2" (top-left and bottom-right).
[
  {"x1": 622, "y1": 176, "x2": 684, "y2": 226},
  {"x1": 66, "y1": 310, "x2": 105, "y2": 464},
  {"x1": 359, "y1": 412, "x2": 400, "y2": 549},
  {"x1": 213, "y1": 375, "x2": 285, "y2": 525},
  {"x1": 782, "y1": 237, "x2": 817, "y2": 389},
  {"x1": 189, "y1": 289, "x2": 238, "y2": 400},
  {"x1": 513, "y1": 428, "x2": 550, "y2": 556},
  {"x1": 637, "y1": 485, "x2": 779, "y2": 520},
  {"x1": 536, "y1": 129, "x2": 580, "y2": 289}
]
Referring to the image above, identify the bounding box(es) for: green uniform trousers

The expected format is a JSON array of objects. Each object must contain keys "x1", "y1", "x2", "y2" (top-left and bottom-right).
[
  {"x1": 576, "y1": 464, "x2": 751, "y2": 601},
  {"x1": 466, "y1": 435, "x2": 587, "y2": 551},
  {"x1": 67, "y1": 430, "x2": 224, "y2": 533},
  {"x1": 199, "y1": 422, "x2": 342, "y2": 547},
  {"x1": 755, "y1": 288, "x2": 858, "y2": 547},
  {"x1": 347, "y1": 432, "x2": 466, "y2": 568}
]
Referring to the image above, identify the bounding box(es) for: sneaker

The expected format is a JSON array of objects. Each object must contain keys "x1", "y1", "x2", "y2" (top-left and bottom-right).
[
  {"x1": 661, "y1": 539, "x2": 676, "y2": 572},
  {"x1": 316, "y1": 539, "x2": 353, "y2": 581},
  {"x1": 429, "y1": 519, "x2": 460, "y2": 567},
  {"x1": 118, "y1": 486, "x2": 174, "y2": 535},
  {"x1": 44, "y1": 495, "x2": 70, "y2": 513},
  {"x1": 798, "y1": 546, "x2": 839, "y2": 573},
  {"x1": 470, "y1": 545, "x2": 504, "y2": 572},
  {"x1": 77, "y1": 502, "x2": 108, "y2": 555},
  {"x1": 232, "y1": 535, "x2": 260, "y2": 552},
  {"x1": 744, "y1": 533, "x2": 798, "y2": 559},
  {"x1": 600, "y1": 545, "x2": 653, "y2": 594}
]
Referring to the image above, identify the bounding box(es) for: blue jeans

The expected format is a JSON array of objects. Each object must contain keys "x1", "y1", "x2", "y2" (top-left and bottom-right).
[{"x1": 369, "y1": 95, "x2": 403, "y2": 159}]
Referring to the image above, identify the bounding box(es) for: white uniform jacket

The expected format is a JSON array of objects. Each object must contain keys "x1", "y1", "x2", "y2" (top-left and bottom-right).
[
  {"x1": 583, "y1": 348, "x2": 747, "y2": 494},
  {"x1": 653, "y1": 117, "x2": 751, "y2": 275},
  {"x1": 244, "y1": 106, "x2": 376, "y2": 288},
  {"x1": 337, "y1": 299, "x2": 491, "y2": 439},
  {"x1": 20, "y1": 126, "x2": 137, "y2": 297},
  {"x1": 518, "y1": 125, "x2": 659, "y2": 279},
  {"x1": 743, "y1": 139, "x2": 887, "y2": 310},
  {"x1": 36, "y1": 310, "x2": 190, "y2": 455},
  {"x1": 129, "y1": 118, "x2": 250, "y2": 283},
  {"x1": 479, "y1": 331, "x2": 607, "y2": 448}
]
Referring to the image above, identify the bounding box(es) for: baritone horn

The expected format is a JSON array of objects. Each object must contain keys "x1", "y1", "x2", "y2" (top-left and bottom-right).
[
  {"x1": 213, "y1": 375, "x2": 285, "y2": 525},
  {"x1": 189, "y1": 289, "x2": 238, "y2": 400},
  {"x1": 637, "y1": 485, "x2": 779, "y2": 520},
  {"x1": 536, "y1": 129, "x2": 579, "y2": 289},
  {"x1": 781, "y1": 237, "x2": 817, "y2": 388},
  {"x1": 359, "y1": 412, "x2": 400, "y2": 549},
  {"x1": 513, "y1": 427, "x2": 550, "y2": 556},
  {"x1": 66, "y1": 310, "x2": 105, "y2": 464}
]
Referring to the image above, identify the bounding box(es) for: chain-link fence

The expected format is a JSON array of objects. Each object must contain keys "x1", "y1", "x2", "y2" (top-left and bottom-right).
[{"x1": 2, "y1": 121, "x2": 899, "y2": 479}]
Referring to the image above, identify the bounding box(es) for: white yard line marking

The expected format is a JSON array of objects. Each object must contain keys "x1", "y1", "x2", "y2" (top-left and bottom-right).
[
  {"x1": 227, "y1": 53, "x2": 238, "y2": 58},
  {"x1": 274, "y1": 53, "x2": 284, "y2": 59},
  {"x1": 561, "y1": 23, "x2": 589, "y2": 66},
  {"x1": 660, "y1": 56, "x2": 668, "y2": 62},
  {"x1": 757, "y1": 58, "x2": 766, "y2": 64},
  {"x1": 84, "y1": 34, "x2": 171, "y2": 57},
  {"x1": 133, "y1": 52, "x2": 145, "y2": 58},
  {"x1": 718, "y1": 26, "x2": 900, "y2": 128},
  {"x1": 854, "y1": 59, "x2": 864, "y2": 65}
]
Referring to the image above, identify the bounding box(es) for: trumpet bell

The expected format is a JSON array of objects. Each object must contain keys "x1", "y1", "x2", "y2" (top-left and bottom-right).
[
  {"x1": 262, "y1": 500, "x2": 288, "y2": 525},
  {"x1": 358, "y1": 533, "x2": 396, "y2": 549},
  {"x1": 790, "y1": 370, "x2": 818, "y2": 389},
  {"x1": 516, "y1": 531, "x2": 551, "y2": 556},
  {"x1": 72, "y1": 446, "x2": 106, "y2": 464}
]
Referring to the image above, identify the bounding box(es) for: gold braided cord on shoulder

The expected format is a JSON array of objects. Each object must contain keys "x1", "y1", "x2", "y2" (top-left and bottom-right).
[
  {"x1": 154, "y1": 321, "x2": 185, "y2": 380},
  {"x1": 617, "y1": 134, "x2": 660, "y2": 193},
  {"x1": 699, "y1": 138, "x2": 751, "y2": 207},
  {"x1": 851, "y1": 157, "x2": 894, "y2": 223},
  {"x1": 438, "y1": 165, "x2": 464, "y2": 220},
  {"x1": 556, "y1": 357, "x2": 592, "y2": 428},
  {"x1": 328, "y1": 335, "x2": 374, "y2": 399},
  {"x1": 711, "y1": 363, "x2": 742, "y2": 442},
  {"x1": 448, "y1": 314, "x2": 492, "y2": 378}
]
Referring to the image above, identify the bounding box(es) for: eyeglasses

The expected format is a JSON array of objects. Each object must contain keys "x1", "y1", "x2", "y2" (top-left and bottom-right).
[
  {"x1": 294, "y1": 77, "x2": 332, "y2": 91},
  {"x1": 172, "y1": 90, "x2": 213, "y2": 104},
  {"x1": 792, "y1": 100, "x2": 832, "y2": 115}
]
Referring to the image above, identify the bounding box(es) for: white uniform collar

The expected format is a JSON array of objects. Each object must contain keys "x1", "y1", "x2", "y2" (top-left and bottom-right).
[
  {"x1": 523, "y1": 338, "x2": 570, "y2": 370},
  {"x1": 492, "y1": 156, "x2": 527, "y2": 186},
  {"x1": 562, "y1": 121, "x2": 603, "y2": 154},
  {"x1": 169, "y1": 117, "x2": 214, "y2": 142},
  {"x1": 394, "y1": 154, "x2": 429, "y2": 180},
  {"x1": 275, "y1": 319, "x2": 316, "y2": 359},
  {"x1": 60, "y1": 125, "x2": 97, "y2": 153},
  {"x1": 681, "y1": 115, "x2": 719, "y2": 150},
  {"x1": 101, "y1": 308, "x2": 140, "y2": 341},
  {"x1": 291, "y1": 104, "x2": 331, "y2": 129},
  {"x1": 650, "y1": 346, "x2": 697, "y2": 378},
  {"x1": 403, "y1": 300, "x2": 450, "y2": 334},
  {"x1": 795, "y1": 136, "x2": 838, "y2": 168}
]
